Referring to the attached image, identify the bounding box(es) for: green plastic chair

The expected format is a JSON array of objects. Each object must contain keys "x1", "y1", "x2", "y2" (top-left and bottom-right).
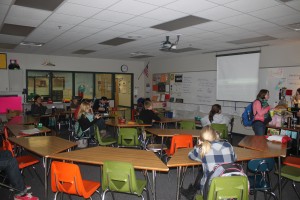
[
  {"x1": 179, "y1": 121, "x2": 196, "y2": 130},
  {"x1": 195, "y1": 176, "x2": 249, "y2": 200},
  {"x1": 274, "y1": 165, "x2": 300, "y2": 199},
  {"x1": 94, "y1": 126, "x2": 117, "y2": 146},
  {"x1": 211, "y1": 123, "x2": 228, "y2": 140},
  {"x1": 102, "y1": 160, "x2": 149, "y2": 200},
  {"x1": 118, "y1": 128, "x2": 141, "y2": 148}
]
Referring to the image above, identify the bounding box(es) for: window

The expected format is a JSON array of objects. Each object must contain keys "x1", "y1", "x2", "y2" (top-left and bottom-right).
[
  {"x1": 74, "y1": 72, "x2": 93, "y2": 99},
  {"x1": 95, "y1": 73, "x2": 112, "y2": 99}
]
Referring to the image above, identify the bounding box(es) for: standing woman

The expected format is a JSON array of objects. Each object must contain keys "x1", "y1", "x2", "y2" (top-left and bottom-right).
[
  {"x1": 252, "y1": 89, "x2": 271, "y2": 135},
  {"x1": 292, "y1": 88, "x2": 300, "y2": 107}
]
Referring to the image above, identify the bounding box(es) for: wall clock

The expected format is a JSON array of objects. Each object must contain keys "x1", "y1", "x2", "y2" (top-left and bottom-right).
[{"x1": 121, "y1": 64, "x2": 128, "y2": 72}]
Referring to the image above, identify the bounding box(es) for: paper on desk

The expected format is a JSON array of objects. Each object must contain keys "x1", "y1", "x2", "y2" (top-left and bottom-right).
[{"x1": 20, "y1": 128, "x2": 40, "y2": 135}]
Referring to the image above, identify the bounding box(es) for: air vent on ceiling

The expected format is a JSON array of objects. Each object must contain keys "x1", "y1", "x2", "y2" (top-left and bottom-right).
[
  {"x1": 286, "y1": 22, "x2": 300, "y2": 31},
  {"x1": 99, "y1": 37, "x2": 135, "y2": 46}
]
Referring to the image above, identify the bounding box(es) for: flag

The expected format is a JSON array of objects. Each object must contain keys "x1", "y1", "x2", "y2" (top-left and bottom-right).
[
  {"x1": 143, "y1": 63, "x2": 149, "y2": 78},
  {"x1": 138, "y1": 62, "x2": 150, "y2": 80}
]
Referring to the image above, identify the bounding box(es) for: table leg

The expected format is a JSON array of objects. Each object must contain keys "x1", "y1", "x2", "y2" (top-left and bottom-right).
[
  {"x1": 278, "y1": 156, "x2": 282, "y2": 200},
  {"x1": 297, "y1": 131, "x2": 299, "y2": 155},
  {"x1": 152, "y1": 170, "x2": 157, "y2": 200},
  {"x1": 160, "y1": 137, "x2": 164, "y2": 159},
  {"x1": 44, "y1": 157, "x2": 48, "y2": 199},
  {"x1": 176, "y1": 166, "x2": 182, "y2": 200}
]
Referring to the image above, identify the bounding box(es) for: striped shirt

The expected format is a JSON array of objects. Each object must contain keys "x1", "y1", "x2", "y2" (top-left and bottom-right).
[{"x1": 188, "y1": 140, "x2": 236, "y2": 194}]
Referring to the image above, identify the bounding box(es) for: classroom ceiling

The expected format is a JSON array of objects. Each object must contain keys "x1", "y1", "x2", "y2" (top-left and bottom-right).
[{"x1": 1, "y1": 0, "x2": 300, "y2": 61}]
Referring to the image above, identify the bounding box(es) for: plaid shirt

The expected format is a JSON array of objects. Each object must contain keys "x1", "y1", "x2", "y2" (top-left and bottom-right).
[{"x1": 188, "y1": 140, "x2": 237, "y2": 194}]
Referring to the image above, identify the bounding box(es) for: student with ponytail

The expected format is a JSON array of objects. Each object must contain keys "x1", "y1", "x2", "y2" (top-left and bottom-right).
[
  {"x1": 200, "y1": 104, "x2": 230, "y2": 127},
  {"x1": 180, "y1": 126, "x2": 236, "y2": 199}
]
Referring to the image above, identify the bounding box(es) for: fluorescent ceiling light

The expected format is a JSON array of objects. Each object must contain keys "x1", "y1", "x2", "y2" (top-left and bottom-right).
[{"x1": 19, "y1": 41, "x2": 44, "y2": 47}]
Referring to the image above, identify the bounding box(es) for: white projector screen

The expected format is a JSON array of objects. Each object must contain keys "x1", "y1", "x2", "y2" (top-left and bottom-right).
[{"x1": 217, "y1": 52, "x2": 260, "y2": 102}]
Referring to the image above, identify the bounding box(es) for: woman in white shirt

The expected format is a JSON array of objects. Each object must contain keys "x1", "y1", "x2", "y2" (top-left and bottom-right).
[{"x1": 201, "y1": 104, "x2": 230, "y2": 127}]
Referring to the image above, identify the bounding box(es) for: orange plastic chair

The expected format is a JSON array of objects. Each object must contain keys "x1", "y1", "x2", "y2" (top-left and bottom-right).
[
  {"x1": 2, "y1": 140, "x2": 42, "y2": 183},
  {"x1": 51, "y1": 161, "x2": 101, "y2": 199},
  {"x1": 165, "y1": 134, "x2": 193, "y2": 157}
]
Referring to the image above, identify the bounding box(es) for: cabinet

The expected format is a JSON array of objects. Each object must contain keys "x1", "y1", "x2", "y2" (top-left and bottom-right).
[{"x1": 0, "y1": 70, "x2": 23, "y2": 92}]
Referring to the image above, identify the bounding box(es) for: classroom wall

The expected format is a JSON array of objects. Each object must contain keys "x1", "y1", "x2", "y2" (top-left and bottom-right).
[
  {"x1": 0, "y1": 52, "x2": 146, "y2": 103},
  {"x1": 149, "y1": 43, "x2": 300, "y2": 135}
]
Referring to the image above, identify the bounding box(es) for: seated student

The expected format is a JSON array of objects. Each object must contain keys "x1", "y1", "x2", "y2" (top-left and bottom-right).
[
  {"x1": 30, "y1": 95, "x2": 47, "y2": 116},
  {"x1": 0, "y1": 150, "x2": 39, "y2": 200},
  {"x1": 181, "y1": 126, "x2": 236, "y2": 200},
  {"x1": 200, "y1": 104, "x2": 230, "y2": 127},
  {"x1": 93, "y1": 96, "x2": 109, "y2": 114},
  {"x1": 76, "y1": 101, "x2": 103, "y2": 139},
  {"x1": 69, "y1": 96, "x2": 80, "y2": 111},
  {"x1": 138, "y1": 100, "x2": 161, "y2": 125}
]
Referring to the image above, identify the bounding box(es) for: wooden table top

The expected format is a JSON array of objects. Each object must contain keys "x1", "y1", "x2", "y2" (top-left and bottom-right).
[
  {"x1": 167, "y1": 147, "x2": 270, "y2": 168},
  {"x1": 158, "y1": 117, "x2": 182, "y2": 123},
  {"x1": 105, "y1": 120, "x2": 152, "y2": 128},
  {"x1": 7, "y1": 124, "x2": 51, "y2": 137},
  {"x1": 7, "y1": 115, "x2": 38, "y2": 125},
  {"x1": 49, "y1": 146, "x2": 169, "y2": 172},
  {"x1": 238, "y1": 135, "x2": 287, "y2": 157},
  {"x1": 146, "y1": 128, "x2": 200, "y2": 138},
  {"x1": 8, "y1": 136, "x2": 77, "y2": 157}
]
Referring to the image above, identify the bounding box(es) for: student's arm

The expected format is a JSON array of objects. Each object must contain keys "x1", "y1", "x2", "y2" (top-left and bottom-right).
[
  {"x1": 152, "y1": 111, "x2": 161, "y2": 121},
  {"x1": 78, "y1": 114, "x2": 98, "y2": 131},
  {"x1": 188, "y1": 146, "x2": 202, "y2": 162}
]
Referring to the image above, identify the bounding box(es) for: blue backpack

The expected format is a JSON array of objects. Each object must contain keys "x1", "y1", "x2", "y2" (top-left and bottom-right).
[{"x1": 241, "y1": 102, "x2": 254, "y2": 127}]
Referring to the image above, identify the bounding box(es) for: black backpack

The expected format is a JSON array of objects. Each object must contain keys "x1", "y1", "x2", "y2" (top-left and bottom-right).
[{"x1": 203, "y1": 163, "x2": 248, "y2": 200}]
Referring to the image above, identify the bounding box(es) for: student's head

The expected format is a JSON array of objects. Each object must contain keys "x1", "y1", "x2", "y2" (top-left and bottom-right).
[
  {"x1": 209, "y1": 104, "x2": 221, "y2": 122},
  {"x1": 144, "y1": 100, "x2": 152, "y2": 110},
  {"x1": 77, "y1": 101, "x2": 91, "y2": 119},
  {"x1": 100, "y1": 96, "x2": 108, "y2": 104},
  {"x1": 296, "y1": 88, "x2": 300, "y2": 96},
  {"x1": 256, "y1": 89, "x2": 269, "y2": 100},
  {"x1": 34, "y1": 95, "x2": 42, "y2": 103},
  {"x1": 199, "y1": 126, "x2": 219, "y2": 158}
]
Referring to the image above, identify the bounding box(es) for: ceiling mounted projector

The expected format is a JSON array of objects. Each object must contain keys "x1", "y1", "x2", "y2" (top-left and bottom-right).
[{"x1": 160, "y1": 35, "x2": 180, "y2": 51}]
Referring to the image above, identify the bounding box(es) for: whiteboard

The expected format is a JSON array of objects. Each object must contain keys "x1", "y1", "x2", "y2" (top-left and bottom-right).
[
  {"x1": 170, "y1": 71, "x2": 217, "y2": 105},
  {"x1": 259, "y1": 66, "x2": 300, "y2": 107}
]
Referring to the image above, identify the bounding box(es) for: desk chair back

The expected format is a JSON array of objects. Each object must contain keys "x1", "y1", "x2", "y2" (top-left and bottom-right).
[
  {"x1": 165, "y1": 134, "x2": 193, "y2": 157},
  {"x1": 196, "y1": 176, "x2": 249, "y2": 200},
  {"x1": 102, "y1": 160, "x2": 149, "y2": 200},
  {"x1": 51, "y1": 161, "x2": 100, "y2": 199},
  {"x1": 118, "y1": 128, "x2": 141, "y2": 148},
  {"x1": 211, "y1": 124, "x2": 228, "y2": 140},
  {"x1": 247, "y1": 158, "x2": 276, "y2": 200},
  {"x1": 179, "y1": 121, "x2": 196, "y2": 130},
  {"x1": 94, "y1": 126, "x2": 117, "y2": 146}
]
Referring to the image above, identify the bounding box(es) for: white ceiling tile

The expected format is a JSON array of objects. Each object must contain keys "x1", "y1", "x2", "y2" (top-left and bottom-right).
[
  {"x1": 124, "y1": 16, "x2": 162, "y2": 28},
  {"x1": 196, "y1": 31, "x2": 223, "y2": 39},
  {"x1": 5, "y1": 5, "x2": 51, "y2": 27},
  {"x1": 0, "y1": 0, "x2": 13, "y2": 5},
  {"x1": 47, "y1": 13, "x2": 86, "y2": 25},
  {"x1": 255, "y1": 26, "x2": 290, "y2": 36},
  {"x1": 93, "y1": 10, "x2": 135, "y2": 23},
  {"x1": 250, "y1": 5, "x2": 299, "y2": 20},
  {"x1": 66, "y1": 0, "x2": 121, "y2": 9},
  {"x1": 80, "y1": 19, "x2": 117, "y2": 29},
  {"x1": 194, "y1": 21, "x2": 232, "y2": 31},
  {"x1": 286, "y1": 1, "x2": 300, "y2": 12},
  {"x1": 267, "y1": 14, "x2": 300, "y2": 26},
  {"x1": 108, "y1": 0, "x2": 158, "y2": 15},
  {"x1": 208, "y1": 0, "x2": 238, "y2": 5},
  {"x1": 271, "y1": 30, "x2": 300, "y2": 39},
  {"x1": 56, "y1": 2, "x2": 103, "y2": 18},
  {"x1": 141, "y1": 7, "x2": 187, "y2": 21},
  {"x1": 225, "y1": 0, "x2": 280, "y2": 13},
  {"x1": 129, "y1": 28, "x2": 167, "y2": 37},
  {"x1": 219, "y1": 14, "x2": 261, "y2": 26},
  {"x1": 135, "y1": 0, "x2": 177, "y2": 6},
  {"x1": 0, "y1": 4, "x2": 9, "y2": 15},
  {"x1": 0, "y1": 34, "x2": 24, "y2": 43},
  {"x1": 69, "y1": 25, "x2": 101, "y2": 34},
  {"x1": 194, "y1": 6, "x2": 241, "y2": 20},
  {"x1": 108, "y1": 23, "x2": 143, "y2": 33},
  {"x1": 164, "y1": 0, "x2": 217, "y2": 14},
  {"x1": 39, "y1": 21, "x2": 75, "y2": 32},
  {"x1": 26, "y1": 28, "x2": 61, "y2": 43},
  {"x1": 240, "y1": 21, "x2": 278, "y2": 31}
]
